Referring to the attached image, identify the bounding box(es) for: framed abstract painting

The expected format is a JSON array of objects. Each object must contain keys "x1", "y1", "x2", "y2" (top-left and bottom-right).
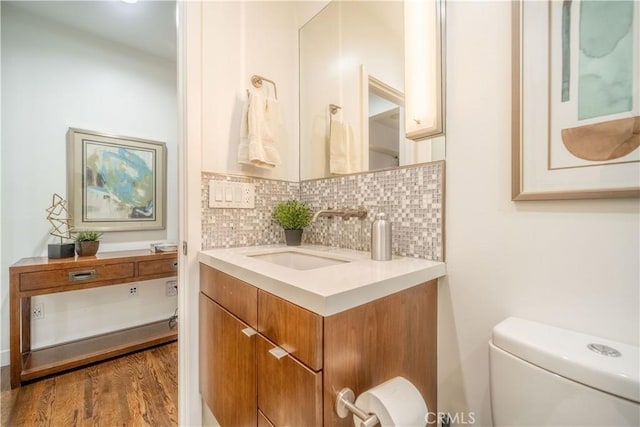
[
  {"x1": 512, "y1": 0, "x2": 640, "y2": 200},
  {"x1": 67, "y1": 128, "x2": 167, "y2": 231}
]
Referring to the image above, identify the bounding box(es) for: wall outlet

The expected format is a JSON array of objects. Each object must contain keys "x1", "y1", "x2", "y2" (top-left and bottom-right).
[
  {"x1": 243, "y1": 183, "x2": 255, "y2": 208},
  {"x1": 129, "y1": 286, "x2": 138, "y2": 297},
  {"x1": 166, "y1": 280, "x2": 178, "y2": 297},
  {"x1": 32, "y1": 302, "x2": 44, "y2": 320}
]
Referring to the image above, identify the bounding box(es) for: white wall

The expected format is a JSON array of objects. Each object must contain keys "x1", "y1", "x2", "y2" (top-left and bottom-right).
[
  {"x1": 200, "y1": 1, "x2": 302, "y2": 182},
  {"x1": 440, "y1": 2, "x2": 640, "y2": 426},
  {"x1": 1, "y1": 4, "x2": 178, "y2": 362}
]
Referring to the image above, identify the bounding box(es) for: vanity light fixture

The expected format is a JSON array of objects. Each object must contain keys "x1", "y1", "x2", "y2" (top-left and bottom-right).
[{"x1": 404, "y1": 0, "x2": 443, "y2": 140}]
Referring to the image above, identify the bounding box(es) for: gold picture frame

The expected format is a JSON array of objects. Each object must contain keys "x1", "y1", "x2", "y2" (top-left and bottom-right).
[
  {"x1": 67, "y1": 128, "x2": 167, "y2": 231},
  {"x1": 512, "y1": 1, "x2": 639, "y2": 201}
]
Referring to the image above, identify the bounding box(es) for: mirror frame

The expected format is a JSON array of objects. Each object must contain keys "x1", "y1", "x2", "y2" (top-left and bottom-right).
[{"x1": 404, "y1": 0, "x2": 445, "y2": 141}]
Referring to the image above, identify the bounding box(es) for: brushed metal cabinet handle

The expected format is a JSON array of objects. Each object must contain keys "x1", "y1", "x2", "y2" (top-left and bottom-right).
[
  {"x1": 68, "y1": 270, "x2": 96, "y2": 281},
  {"x1": 268, "y1": 346, "x2": 288, "y2": 360},
  {"x1": 241, "y1": 327, "x2": 257, "y2": 337}
]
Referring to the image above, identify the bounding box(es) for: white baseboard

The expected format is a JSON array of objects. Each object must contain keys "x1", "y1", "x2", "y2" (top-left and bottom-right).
[{"x1": 1, "y1": 349, "x2": 9, "y2": 367}]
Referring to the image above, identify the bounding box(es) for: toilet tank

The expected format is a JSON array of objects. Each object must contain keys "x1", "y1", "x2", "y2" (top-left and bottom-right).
[{"x1": 489, "y1": 317, "x2": 639, "y2": 427}]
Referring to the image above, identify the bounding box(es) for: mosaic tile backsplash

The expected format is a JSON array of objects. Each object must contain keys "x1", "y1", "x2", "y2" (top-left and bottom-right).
[
  {"x1": 300, "y1": 162, "x2": 443, "y2": 261},
  {"x1": 201, "y1": 173, "x2": 299, "y2": 249},
  {"x1": 201, "y1": 161, "x2": 444, "y2": 261}
]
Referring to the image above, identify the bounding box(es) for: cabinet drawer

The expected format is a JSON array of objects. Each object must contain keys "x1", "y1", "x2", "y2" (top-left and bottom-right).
[
  {"x1": 257, "y1": 335, "x2": 322, "y2": 427},
  {"x1": 200, "y1": 265, "x2": 257, "y2": 328},
  {"x1": 20, "y1": 263, "x2": 135, "y2": 292},
  {"x1": 258, "y1": 290, "x2": 323, "y2": 370},
  {"x1": 138, "y1": 258, "x2": 177, "y2": 277}
]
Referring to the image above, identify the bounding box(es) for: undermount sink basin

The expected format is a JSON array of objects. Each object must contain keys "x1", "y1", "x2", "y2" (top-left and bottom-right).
[
  {"x1": 200, "y1": 244, "x2": 447, "y2": 316},
  {"x1": 249, "y1": 250, "x2": 350, "y2": 271}
]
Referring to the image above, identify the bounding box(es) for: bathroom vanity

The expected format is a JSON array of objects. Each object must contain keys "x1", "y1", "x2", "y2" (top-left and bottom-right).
[{"x1": 199, "y1": 245, "x2": 446, "y2": 426}]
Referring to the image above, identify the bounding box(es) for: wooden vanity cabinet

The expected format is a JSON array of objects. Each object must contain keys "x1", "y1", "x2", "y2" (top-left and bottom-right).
[
  {"x1": 323, "y1": 281, "x2": 437, "y2": 426},
  {"x1": 200, "y1": 263, "x2": 437, "y2": 427},
  {"x1": 199, "y1": 294, "x2": 257, "y2": 427},
  {"x1": 200, "y1": 264, "x2": 257, "y2": 327},
  {"x1": 256, "y1": 334, "x2": 323, "y2": 426},
  {"x1": 258, "y1": 410, "x2": 275, "y2": 427},
  {"x1": 258, "y1": 290, "x2": 323, "y2": 371},
  {"x1": 200, "y1": 265, "x2": 323, "y2": 426}
]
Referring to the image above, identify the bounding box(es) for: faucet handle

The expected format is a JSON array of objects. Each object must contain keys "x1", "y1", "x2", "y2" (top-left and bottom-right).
[{"x1": 343, "y1": 206, "x2": 368, "y2": 220}]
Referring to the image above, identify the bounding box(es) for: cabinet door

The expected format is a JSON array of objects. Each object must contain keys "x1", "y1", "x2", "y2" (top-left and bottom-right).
[
  {"x1": 200, "y1": 293, "x2": 257, "y2": 427},
  {"x1": 257, "y1": 335, "x2": 322, "y2": 427},
  {"x1": 258, "y1": 410, "x2": 275, "y2": 427}
]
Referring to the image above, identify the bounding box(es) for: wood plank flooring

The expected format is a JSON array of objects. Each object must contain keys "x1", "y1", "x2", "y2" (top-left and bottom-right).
[{"x1": 0, "y1": 342, "x2": 177, "y2": 427}]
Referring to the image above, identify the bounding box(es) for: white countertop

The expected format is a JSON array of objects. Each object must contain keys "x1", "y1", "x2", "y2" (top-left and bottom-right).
[{"x1": 198, "y1": 244, "x2": 446, "y2": 316}]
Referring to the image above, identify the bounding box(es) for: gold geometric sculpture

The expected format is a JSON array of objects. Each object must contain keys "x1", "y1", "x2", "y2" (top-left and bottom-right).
[{"x1": 46, "y1": 193, "x2": 72, "y2": 242}]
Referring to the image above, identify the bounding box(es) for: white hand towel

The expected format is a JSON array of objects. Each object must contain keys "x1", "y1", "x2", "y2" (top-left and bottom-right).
[
  {"x1": 329, "y1": 119, "x2": 360, "y2": 174},
  {"x1": 238, "y1": 92, "x2": 282, "y2": 169}
]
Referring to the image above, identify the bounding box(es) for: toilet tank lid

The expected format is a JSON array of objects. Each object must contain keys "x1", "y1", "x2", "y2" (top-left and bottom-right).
[{"x1": 492, "y1": 317, "x2": 639, "y2": 403}]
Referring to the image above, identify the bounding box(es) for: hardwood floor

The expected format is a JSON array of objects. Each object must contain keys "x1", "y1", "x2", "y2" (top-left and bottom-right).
[{"x1": 0, "y1": 342, "x2": 177, "y2": 427}]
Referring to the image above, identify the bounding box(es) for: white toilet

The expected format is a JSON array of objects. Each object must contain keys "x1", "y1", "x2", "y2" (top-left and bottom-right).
[{"x1": 489, "y1": 317, "x2": 640, "y2": 426}]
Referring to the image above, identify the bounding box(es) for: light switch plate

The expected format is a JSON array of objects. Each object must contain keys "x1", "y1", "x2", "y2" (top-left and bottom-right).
[{"x1": 209, "y1": 181, "x2": 255, "y2": 209}]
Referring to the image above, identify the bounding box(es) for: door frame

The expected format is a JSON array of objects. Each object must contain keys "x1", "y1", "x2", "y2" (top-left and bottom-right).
[{"x1": 177, "y1": 1, "x2": 203, "y2": 425}]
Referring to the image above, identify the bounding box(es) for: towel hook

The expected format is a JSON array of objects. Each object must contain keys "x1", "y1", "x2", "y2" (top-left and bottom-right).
[
  {"x1": 251, "y1": 74, "x2": 278, "y2": 100},
  {"x1": 329, "y1": 103, "x2": 343, "y2": 128}
]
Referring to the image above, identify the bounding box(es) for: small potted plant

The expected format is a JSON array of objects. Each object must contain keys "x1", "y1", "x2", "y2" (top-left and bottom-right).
[
  {"x1": 273, "y1": 200, "x2": 312, "y2": 246},
  {"x1": 73, "y1": 231, "x2": 103, "y2": 257}
]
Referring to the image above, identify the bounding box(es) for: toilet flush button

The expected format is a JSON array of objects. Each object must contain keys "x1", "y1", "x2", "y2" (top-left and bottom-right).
[{"x1": 587, "y1": 343, "x2": 622, "y2": 357}]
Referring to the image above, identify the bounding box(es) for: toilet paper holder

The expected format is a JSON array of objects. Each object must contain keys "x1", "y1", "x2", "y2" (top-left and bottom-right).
[{"x1": 336, "y1": 388, "x2": 379, "y2": 427}]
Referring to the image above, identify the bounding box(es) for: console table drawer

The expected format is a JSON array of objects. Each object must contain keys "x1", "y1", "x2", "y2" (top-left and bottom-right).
[
  {"x1": 138, "y1": 258, "x2": 178, "y2": 277},
  {"x1": 20, "y1": 263, "x2": 135, "y2": 291}
]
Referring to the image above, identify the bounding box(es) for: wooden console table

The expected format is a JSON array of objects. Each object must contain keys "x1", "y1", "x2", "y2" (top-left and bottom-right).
[{"x1": 9, "y1": 249, "x2": 178, "y2": 388}]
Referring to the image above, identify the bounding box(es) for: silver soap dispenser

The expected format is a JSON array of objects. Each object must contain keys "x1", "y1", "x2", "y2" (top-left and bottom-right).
[{"x1": 371, "y1": 212, "x2": 392, "y2": 261}]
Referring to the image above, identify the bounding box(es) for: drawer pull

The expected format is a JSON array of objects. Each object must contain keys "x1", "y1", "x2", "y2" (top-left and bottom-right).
[
  {"x1": 268, "y1": 346, "x2": 288, "y2": 360},
  {"x1": 68, "y1": 270, "x2": 96, "y2": 281},
  {"x1": 171, "y1": 261, "x2": 178, "y2": 271},
  {"x1": 241, "y1": 327, "x2": 257, "y2": 337}
]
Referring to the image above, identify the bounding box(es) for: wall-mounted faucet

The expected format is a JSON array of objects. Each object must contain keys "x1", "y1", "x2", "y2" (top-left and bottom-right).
[{"x1": 312, "y1": 206, "x2": 368, "y2": 222}]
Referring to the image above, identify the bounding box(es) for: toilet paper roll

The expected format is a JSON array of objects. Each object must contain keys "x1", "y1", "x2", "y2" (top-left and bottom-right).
[{"x1": 354, "y1": 377, "x2": 428, "y2": 427}]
